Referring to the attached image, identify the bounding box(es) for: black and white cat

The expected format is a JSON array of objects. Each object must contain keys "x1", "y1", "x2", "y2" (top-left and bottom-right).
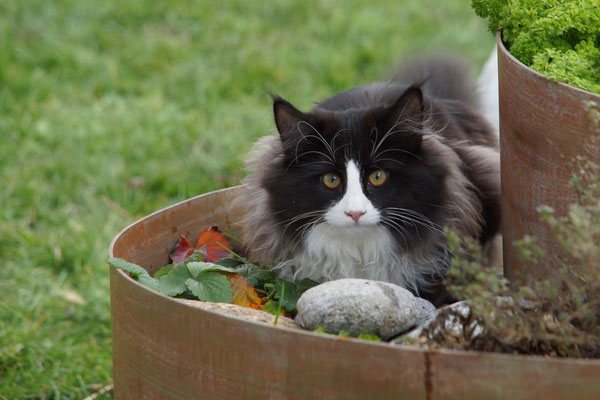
[{"x1": 239, "y1": 55, "x2": 500, "y2": 305}]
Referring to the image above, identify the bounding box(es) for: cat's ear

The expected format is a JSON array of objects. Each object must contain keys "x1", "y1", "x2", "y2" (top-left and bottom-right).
[
  {"x1": 380, "y1": 86, "x2": 424, "y2": 147},
  {"x1": 272, "y1": 95, "x2": 307, "y2": 139}
]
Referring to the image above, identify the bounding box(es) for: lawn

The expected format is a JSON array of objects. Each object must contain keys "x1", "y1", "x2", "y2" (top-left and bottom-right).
[{"x1": 0, "y1": 1, "x2": 493, "y2": 398}]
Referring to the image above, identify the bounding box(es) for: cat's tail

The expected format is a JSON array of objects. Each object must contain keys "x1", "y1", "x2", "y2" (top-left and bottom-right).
[
  {"x1": 393, "y1": 54, "x2": 480, "y2": 108},
  {"x1": 394, "y1": 49, "x2": 499, "y2": 134}
]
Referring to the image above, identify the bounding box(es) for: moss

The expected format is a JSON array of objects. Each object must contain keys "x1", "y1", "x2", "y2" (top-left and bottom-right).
[{"x1": 472, "y1": 0, "x2": 600, "y2": 94}]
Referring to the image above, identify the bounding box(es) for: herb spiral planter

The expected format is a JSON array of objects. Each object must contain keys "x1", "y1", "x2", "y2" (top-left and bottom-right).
[
  {"x1": 497, "y1": 33, "x2": 600, "y2": 284},
  {"x1": 109, "y1": 186, "x2": 600, "y2": 399}
]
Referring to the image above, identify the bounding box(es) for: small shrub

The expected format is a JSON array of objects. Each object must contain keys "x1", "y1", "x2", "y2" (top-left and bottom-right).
[
  {"x1": 422, "y1": 110, "x2": 600, "y2": 357},
  {"x1": 471, "y1": 0, "x2": 600, "y2": 94}
]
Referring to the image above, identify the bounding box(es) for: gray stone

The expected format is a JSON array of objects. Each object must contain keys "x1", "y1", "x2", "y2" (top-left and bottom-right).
[
  {"x1": 296, "y1": 278, "x2": 433, "y2": 340},
  {"x1": 414, "y1": 297, "x2": 436, "y2": 323}
]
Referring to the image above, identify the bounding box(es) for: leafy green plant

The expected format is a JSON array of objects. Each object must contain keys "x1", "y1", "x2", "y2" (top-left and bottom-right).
[
  {"x1": 109, "y1": 255, "x2": 318, "y2": 317},
  {"x1": 312, "y1": 327, "x2": 382, "y2": 342},
  {"x1": 472, "y1": 0, "x2": 600, "y2": 94},
  {"x1": 423, "y1": 120, "x2": 600, "y2": 358},
  {"x1": 109, "y1": 258, "x2": 236, "y2": 302},
  {"x1": 357, "y1": 333, "x2": 382, "y2": 342},
  {"x1": 0, "y1": 0, "x2": 493, "y2": 397}
]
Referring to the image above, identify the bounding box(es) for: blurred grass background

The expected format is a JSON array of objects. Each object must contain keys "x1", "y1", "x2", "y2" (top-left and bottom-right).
[{"x1": 0, "y1": 0, "x2": 493, "y2": 398}]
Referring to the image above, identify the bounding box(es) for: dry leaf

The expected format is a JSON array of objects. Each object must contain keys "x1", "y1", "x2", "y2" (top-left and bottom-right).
[
  {"x1": 225, "y1": 273, "x2": 264, "y2": 310},
  {"x1": 194, "y1": 226, "x2": 233, "y2": 262},
  {"x1": 169, "y1": 235, "x2": 195, "y2": 264}
]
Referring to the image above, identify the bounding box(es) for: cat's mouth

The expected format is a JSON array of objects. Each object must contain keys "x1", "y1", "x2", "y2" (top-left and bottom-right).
[
  {"x1": 305, "y1": 220, "x2": 389, "y2": 242},
  {"x1": 322, "y1": 210, "x2": 381, "y2": 229},
  {"x1": 325, "y1": 219, "x2": 380, "y2": 230}
]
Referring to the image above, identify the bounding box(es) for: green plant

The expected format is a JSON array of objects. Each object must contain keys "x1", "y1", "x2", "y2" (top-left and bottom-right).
[
  {"x1": 472, "y1": 0, "x2": 600, "y2": 94},
  {"x1": 422, "y1": 112, "x2": 600, "y2": 357},
  {"x1": 109, "y1": 255, "x2": 318, "y2": 317},
  {"x1": 0, "y1": 0, "x2": 493, "y2": 396}
]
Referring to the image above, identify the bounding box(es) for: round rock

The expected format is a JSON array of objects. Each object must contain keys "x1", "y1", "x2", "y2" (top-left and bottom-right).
[{"x1": 296, "y1": 278, "x2": 433, "y2": 340}]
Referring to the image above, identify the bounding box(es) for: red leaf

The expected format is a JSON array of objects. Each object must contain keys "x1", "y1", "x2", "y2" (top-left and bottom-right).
[
  {"x1": 194, "y1": 226, "x2": 232, "y2": 262},
  {"x1": 169, "y1": 235, "x2": 194, "y2": 264}
]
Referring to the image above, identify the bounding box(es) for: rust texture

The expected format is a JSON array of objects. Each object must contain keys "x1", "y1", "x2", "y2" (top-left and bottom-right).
[
  {"x1": 497, "y1": 34, "x2": 600, "y2": 283},
  {"x1": 109, "y1": 186, "x2": 600, "y2": 399},
  {"x1": 424, "y1": 351, "x2": 432, "y2": 400}
]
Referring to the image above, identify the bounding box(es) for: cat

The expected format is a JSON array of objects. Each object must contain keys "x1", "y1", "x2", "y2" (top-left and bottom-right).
[{"x1": 238, "y1": 55, "x2": 500, "y2": 306}]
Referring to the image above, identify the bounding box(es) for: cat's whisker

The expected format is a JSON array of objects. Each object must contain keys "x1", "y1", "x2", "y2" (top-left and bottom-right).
[
  {"x1": 369, "y1": 127, "x2": 379, "y2": 160},
  {"x1": 380, "y1": 219, "x2": 414, "y2": 250},
  {"x1": 385, "y1": 215, "x2": 425, "y2": 242},
  {"x1": 370, "y1": 127, "x2": 402, "y2": 157},
  {"x1": 385, "y1": 213, "x2": 445, "y2": 235},
  {"x1": 370, "y1": 118, "x2": 423, "y2": 159},
  {"x1": 372, "y1": 131, "x2": 423, "y2": 161},
  {"x1": 281, "y1": 211, "x2": 323, "y2": 242},
  {"x1": 383, "y1": 209, "x2": 445, "y2": 235},
  {"x1": 294, "y1": 149, "x2": 335, "y2": 164},
  {"x1": 393, "y1": 214, "x2": 444, "y2": 233},
  {"x1": 297, "y1": 120, "x2": 336, "y2": 159},
  {"x1": 289, "y1": 216, "x2": 324, "y2": 254},
  {"x1": 424, "y1": 120, "x2": 451, "y2": 137},
  {"x1": 281, "y1": 210, "x2": 323, "y2": 226},
  {"x1": 384, "y1": 206, "x2": 444, "y2": 225},
  {"x1": 279, "y1": 211, "x2": 324, "y2": 237},
  {"x1": 331, "y1": 128, "x2": 350, "y2": 154},
  {"x1": 288, "y1": 149, "x2": 336, "y2": 169},
  {"x1": 372, "y1": 158, "x2": 406, "y2": 167},
  {"x1": 373, "y1": 147, "x2": 422, "y2": 160},
  {"x1": 287, "y1": 160, "x2": 336, "y2": 170},
  {"x1": 332, "y1": 142, "x2": 352, "y2": 156},
  {"x1": 390, "y1": 95, "x2": 414, "y2": 129},
  {"x1": 384, "y1": 213, "x2": 419, "y2": 231}
]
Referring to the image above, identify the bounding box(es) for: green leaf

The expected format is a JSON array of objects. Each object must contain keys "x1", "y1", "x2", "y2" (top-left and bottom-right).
[
  {"x1": 182, "y1": 251, "x2": 203, "y2": 264},
  {"x1": 185, "y1": 272, "x2": 232, "y2": 303},
  {"x1": 357, "y1": 333, "x2": 382, "y2": 342},
  {"x1": 214, "y1": 258, "x2": 245, "y2": 268},
  {"x1": 274, "y1": 279, "x2": 299, "y2": 313},
  {"x1": 338, "y1": 330, "x2": 350, "y2": 337},
  {"x1": 237, "y1": 264, "x2": 276, "y2": 287},
  {"x1": 158, "y1": 265, "x2": 193, "y2": 296},
  {"x1": 136, "y1": 274, "x2": 160, "y2": 291},
  {"x1": 263, "y1": 300, "x2": 281, "y2": 316},
  {"x1": 108, "y1": 257, "x2": 148, "y2": 277},
  {"x1": 186, "y1": 262, "x2": 236, "y2": 278},
  {"x1": 108, "y1": 257, "x2": 161, "y2": 291},
  {"x1": 273, "y1": 278, "x2": 318, "y2": 313},
  {"x1": 313, "y1": 326, "x2": 328, "y2": 334},
  {"x1": 295, "y1": 277, "x2": 319, "y2": 293},
  {"x1": 153, "y1": 264, "x2": 174, "y2": 279}
]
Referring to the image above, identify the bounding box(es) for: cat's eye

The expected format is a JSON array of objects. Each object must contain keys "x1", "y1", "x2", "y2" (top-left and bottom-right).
[
  {"x1": 368, "y1": 170, "x2": 388, "y2": 186},
  {"x1": 322, "y1": 173, "x2": 341, "y2": 189}
]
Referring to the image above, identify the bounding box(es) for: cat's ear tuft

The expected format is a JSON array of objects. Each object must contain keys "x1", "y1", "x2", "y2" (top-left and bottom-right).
[
  {"x1": 380, "y1": 85, "x2": 424, "y2": 149},
  {"x1": 383, "y1": 85, "x2": 424, "y2": 129},
  {"x1": 272, "y1": 95, "x2": 306, "y2": 138}
]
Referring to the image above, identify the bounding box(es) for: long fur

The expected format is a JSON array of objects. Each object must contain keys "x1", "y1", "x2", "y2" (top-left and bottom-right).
[{"x1": 236, "y1": 53, "x2": 501, "y2": 304}]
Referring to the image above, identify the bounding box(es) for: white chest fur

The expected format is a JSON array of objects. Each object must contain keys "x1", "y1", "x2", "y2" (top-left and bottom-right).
[{"x1": 278, "y1": 222, "x2": 446, "y2": 293}]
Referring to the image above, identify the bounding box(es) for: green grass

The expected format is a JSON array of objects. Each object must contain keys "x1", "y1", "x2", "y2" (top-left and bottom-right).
[{"x1": 0, "y1": 1, "x2": 493, "y2": 398}]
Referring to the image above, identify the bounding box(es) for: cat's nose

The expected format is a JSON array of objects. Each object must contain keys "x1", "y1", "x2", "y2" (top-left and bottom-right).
[{"x1": 345, "y1": 210, "x2": 366, "y2": 222}]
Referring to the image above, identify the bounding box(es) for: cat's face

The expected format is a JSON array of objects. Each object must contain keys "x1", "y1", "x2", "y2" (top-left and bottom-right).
[{"x1": 262, "y1": 87, "x2": 449, "y2": 251}]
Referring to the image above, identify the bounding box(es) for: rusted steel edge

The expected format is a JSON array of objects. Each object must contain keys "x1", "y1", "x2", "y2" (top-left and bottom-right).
[
  {"x1": 497, "y1": 32, "x2": 600, "y2": 98},
  {"x1": 108, "y1": 186, "x2": 242, "y2": 257},
  {"x1": 107, "y1": 185, "x2": 600, "y2": 366}
]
